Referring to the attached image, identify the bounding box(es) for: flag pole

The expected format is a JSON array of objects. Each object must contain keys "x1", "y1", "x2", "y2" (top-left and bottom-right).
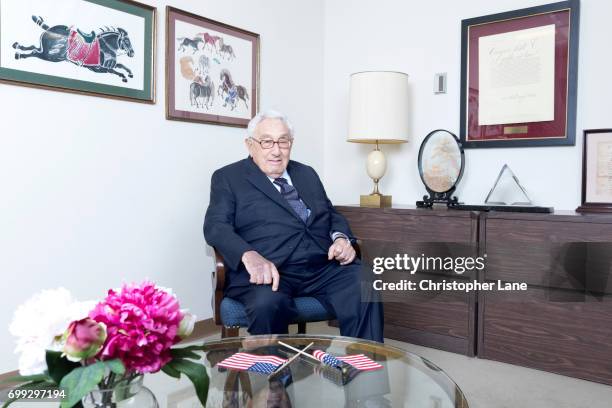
[
  {"x1": 268, "y1": 341, "x2": 314, "y2": 380},
  {"x1": 277, "y1": 341, "x2": 321, "y2": 364}
]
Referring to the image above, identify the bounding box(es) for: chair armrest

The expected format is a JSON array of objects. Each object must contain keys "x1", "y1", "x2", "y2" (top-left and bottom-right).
[{"x1": 212, "y1": 248, "x2": 226, "y2": 325}]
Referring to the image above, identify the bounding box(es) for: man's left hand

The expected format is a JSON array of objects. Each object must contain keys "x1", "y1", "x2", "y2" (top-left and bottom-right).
[{"x1": 328, "y1": 238, "x2": 356, "y2": 265}]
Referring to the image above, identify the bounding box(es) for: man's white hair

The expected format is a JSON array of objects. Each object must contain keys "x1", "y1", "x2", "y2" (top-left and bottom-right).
[{"x1": 247, "y1": 109, "x2": 294, "y2": 138}]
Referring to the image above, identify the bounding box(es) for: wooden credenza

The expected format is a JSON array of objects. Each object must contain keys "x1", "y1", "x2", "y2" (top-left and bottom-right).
[
  {"x1": 336, "y1": 205, "x2": 612, "y2": 385},
  {"x1": 336, "y1": 205, "x2": 480, "y2": 357}
]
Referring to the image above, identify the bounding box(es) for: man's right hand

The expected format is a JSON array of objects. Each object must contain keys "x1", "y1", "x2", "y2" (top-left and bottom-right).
[{"x1": 241, "y1": 250, "x2": 280, "y2": 291}]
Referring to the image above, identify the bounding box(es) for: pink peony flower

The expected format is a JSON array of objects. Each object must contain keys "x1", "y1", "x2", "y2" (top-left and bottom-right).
[
  {"x1": 63, "y1": 318, "x2": 107, "y2": 362},
  {"x1": 89, "y1": 281, "x2": 184, "y2": 374}
]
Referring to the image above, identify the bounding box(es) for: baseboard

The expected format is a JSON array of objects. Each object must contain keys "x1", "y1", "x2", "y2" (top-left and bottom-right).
[{"x1": 0, "y1": 318, "x2": 220, "y2": 388}]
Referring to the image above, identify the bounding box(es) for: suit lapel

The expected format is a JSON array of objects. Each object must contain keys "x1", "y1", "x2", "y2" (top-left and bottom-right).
[{"x1": 245, "y1": 158, "x2": 297, "y2": 218}]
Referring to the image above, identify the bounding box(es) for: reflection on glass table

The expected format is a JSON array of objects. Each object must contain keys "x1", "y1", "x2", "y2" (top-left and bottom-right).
[{"x1": 200, "y1": 334, "x2": 468, "y2": 408}]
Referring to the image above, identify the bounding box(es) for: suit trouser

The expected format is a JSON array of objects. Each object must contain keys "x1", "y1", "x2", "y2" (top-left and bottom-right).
[{"x1": 225, "y1": 260, "x2": 384, "y2": 343}]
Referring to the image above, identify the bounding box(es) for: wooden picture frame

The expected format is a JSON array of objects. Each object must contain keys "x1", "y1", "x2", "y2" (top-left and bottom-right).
[
  {"x1": 576, "y1": 129, "x2": 612, "y2": 213},
  {"x1": 165, "y1": 6, "x2": 259, "y2": 127},
  {"x1": 0, "y1": 0, "x2": 156, "y2": 103},
  {"x1": 460, "y1": 0, "x2": 580, "y2": 148}
]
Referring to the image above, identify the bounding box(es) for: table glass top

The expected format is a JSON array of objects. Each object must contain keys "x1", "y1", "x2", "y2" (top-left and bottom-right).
[
  {"x1": 199, "y1": 334, "x2": 468, "y2": 408},
  {"x1": 7, "y1": 335, "x2": 468, "y2": 408}
]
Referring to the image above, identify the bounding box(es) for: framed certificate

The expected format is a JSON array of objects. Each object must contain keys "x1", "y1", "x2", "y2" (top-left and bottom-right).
[
  {"x1": 460, "y1": 0, "x2": 580, "y2": 148},
  {"x1": 577, "y1": 129, "x2": 612, "y2": 213}
]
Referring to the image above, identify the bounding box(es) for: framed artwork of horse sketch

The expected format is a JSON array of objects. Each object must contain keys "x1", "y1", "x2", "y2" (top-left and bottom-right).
[
  {"x1": 0, "y1": 0, "x2": 156, "y2": 103},
  {"x1": 165, "y1": 6, "x2": 259, "y2": 127}
]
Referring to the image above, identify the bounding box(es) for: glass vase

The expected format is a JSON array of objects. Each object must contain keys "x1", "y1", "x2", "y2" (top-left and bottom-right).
[{"x1": 81, "y1": 375, "x2": 159, "y2": 408}]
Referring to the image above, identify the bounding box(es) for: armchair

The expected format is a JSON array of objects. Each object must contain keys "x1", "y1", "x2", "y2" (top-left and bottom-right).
[{"x1": 212, "y1": 244, "x2": 360, "y2": 338}]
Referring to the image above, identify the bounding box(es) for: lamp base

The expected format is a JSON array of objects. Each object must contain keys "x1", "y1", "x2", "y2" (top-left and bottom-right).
[{"x1": 360, "y1": 194, "x2": 392, "y2": 208}]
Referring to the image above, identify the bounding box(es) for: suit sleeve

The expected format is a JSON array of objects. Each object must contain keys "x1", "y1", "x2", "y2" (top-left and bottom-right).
[
  {"x1": 203, "y1": 170, "x2": 254, "y2": 271},
  {"x1": 311, "y1": 167, "x2": 355, "y2": 240}
]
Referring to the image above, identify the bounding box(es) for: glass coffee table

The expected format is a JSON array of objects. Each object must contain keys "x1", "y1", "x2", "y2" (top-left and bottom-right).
[
  {"x1": 6, "y1": 335, "x2": 468, "y2": 408},
  {"x1": 196, "y1": 334, "x2": 468, "y2": 408}
]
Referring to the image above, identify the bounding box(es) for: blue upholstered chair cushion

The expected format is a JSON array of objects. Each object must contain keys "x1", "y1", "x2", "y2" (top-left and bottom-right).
[{"x1": 220, "y1": 296, "x2": 334, "y2": 327}]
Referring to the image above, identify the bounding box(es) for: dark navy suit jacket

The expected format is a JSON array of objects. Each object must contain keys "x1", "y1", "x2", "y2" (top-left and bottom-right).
[{"x1": 203, "y1": 157, "x2": 353, "y2": 290}]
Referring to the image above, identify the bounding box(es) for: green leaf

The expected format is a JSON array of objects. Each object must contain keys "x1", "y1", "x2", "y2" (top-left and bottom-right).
[
  {"x1": 165, "y1": 359, "x2": 209, "y2": 407},
  {"x1": 104, "y1": 360, "x2": 126, "y2": 376},
  {"x1": 2, "y1": 398, "x2": 15, "y2": 408},
  {"x1": 170, "y1": 347, "x2": 201, "y2": 360},
  {"x1": 161, "y1": 364, "x2": 181, "y2": 379},
  {"x1": 174, "y1": 345, "x2": 204, "y2": 351},
  {"x1": 46, "y1": 350, "x2": 81, "y2": 385},
  {"x1": 173, "y1": 345, "x2": 204, "y2": 353},
  {"x1": 59, "y1": 362, "x2": 105, "y2": 408},
  {"x1": 0, "y1": 374, "x2": 49, "y2": 385}
]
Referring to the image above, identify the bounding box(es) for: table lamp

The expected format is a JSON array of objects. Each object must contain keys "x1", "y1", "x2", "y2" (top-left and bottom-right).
[{"x1": 348, "y1": 71, "x2": 409, "y2": 208}]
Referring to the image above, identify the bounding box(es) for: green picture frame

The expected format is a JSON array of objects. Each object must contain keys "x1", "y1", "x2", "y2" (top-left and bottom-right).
[{"x1": 0, "y1": 0, "x2": 156, "y2": 103}]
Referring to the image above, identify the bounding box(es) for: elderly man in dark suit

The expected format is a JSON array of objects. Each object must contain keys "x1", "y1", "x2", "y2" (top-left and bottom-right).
[{"x1": 204, "y1": 110, "x2": 383, "y2": 342}]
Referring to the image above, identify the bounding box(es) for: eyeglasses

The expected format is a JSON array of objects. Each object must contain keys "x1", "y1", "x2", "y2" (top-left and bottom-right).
[{"x1": 250, "y1": 137, "x2": 293, "y2": 149}]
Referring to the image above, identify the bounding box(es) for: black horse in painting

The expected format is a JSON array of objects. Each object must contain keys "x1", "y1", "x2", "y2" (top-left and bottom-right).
[
  {"x1": 190, "y1": 75, "x2": 214, "y2": 109},
  {"x1": 12, "y1": 16, "x2": 135, "y2": 82}
]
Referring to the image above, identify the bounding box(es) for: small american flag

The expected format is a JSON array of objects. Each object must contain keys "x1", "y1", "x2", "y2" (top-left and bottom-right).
[
  {"x1": 217, "y1": 352, "x2": 287, "y2": 375},
  {"x1": 313, "y1": 350, "x2": 343, "y2": 367},
  {"x1": 313, "y1": 350, "x2": 383, "y2": 371}
]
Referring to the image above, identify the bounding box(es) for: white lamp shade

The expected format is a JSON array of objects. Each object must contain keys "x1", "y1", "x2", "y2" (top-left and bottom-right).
[{"x1": 348, "y1": 71, "x2": 410, "y2": 144}]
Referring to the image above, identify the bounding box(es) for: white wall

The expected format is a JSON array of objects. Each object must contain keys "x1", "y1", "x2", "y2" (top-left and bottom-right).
[
  {"x1": 3, "y1": 0, "x2": 609, "y2": 374},
  {"x1": 322, "y1": 0, "x2": 612, "y2": 209},
  {"x1": 0, "y1": 0, "x2": 324, "y2": 373}
]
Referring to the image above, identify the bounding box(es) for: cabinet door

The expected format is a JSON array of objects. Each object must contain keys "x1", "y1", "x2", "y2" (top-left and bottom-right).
[
  {"x1": 481, "y1": 215, "x2": 612, "y2": 385},
  {"x1": 338, "y1": 207, "x2": 479, "y2": 356}
]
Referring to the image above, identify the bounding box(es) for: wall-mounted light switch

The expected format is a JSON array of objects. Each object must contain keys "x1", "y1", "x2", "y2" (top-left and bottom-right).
[{"x1": 434, "y1": 73, "x2": 447, "y2": 94}]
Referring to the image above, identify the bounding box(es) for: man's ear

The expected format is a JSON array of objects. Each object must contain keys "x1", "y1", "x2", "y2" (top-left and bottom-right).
[{"x1": 244, "y1": 138, "x2": 252, "y2": 155}]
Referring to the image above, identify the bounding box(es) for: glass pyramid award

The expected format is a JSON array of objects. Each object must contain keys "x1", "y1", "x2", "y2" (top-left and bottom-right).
[
  {"x1": 451, "y1": 164, "x2": 554, "y2": 213},
  {"x1": 484, "y1": 164, "x2": 533, "y2": 205}
]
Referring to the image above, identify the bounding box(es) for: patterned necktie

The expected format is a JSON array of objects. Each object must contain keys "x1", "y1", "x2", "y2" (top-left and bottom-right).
[{"x1": 274, "y1": 177, "x2": 309, "y2": 223}]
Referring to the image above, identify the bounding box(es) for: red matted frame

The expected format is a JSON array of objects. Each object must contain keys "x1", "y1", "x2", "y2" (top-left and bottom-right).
[
  {"x1": 165, "y1": 6, "x2": 259, "y2": 127},
  {"x1": 460, "y1": 1, "x2": 580, "y2": 148},
  {"x1": 576, "y1": 129, "x2": 612, "y2": 213}
]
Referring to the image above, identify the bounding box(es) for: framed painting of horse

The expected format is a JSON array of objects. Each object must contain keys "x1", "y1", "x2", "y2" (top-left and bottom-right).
[
  {"x1": 0, "y1": 0, "x2": 156, "y2": 103},
  {"x1": 165, "y1": 6, "x2": 259, "y2": 127}
]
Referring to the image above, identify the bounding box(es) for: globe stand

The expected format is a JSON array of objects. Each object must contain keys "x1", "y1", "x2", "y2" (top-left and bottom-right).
[
  {"x1": 415, "y1": 129, "x2": 465, "y2": 209},
  {"x1": 416, "y1": 185, "x2": 460, "y2": 208}
]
